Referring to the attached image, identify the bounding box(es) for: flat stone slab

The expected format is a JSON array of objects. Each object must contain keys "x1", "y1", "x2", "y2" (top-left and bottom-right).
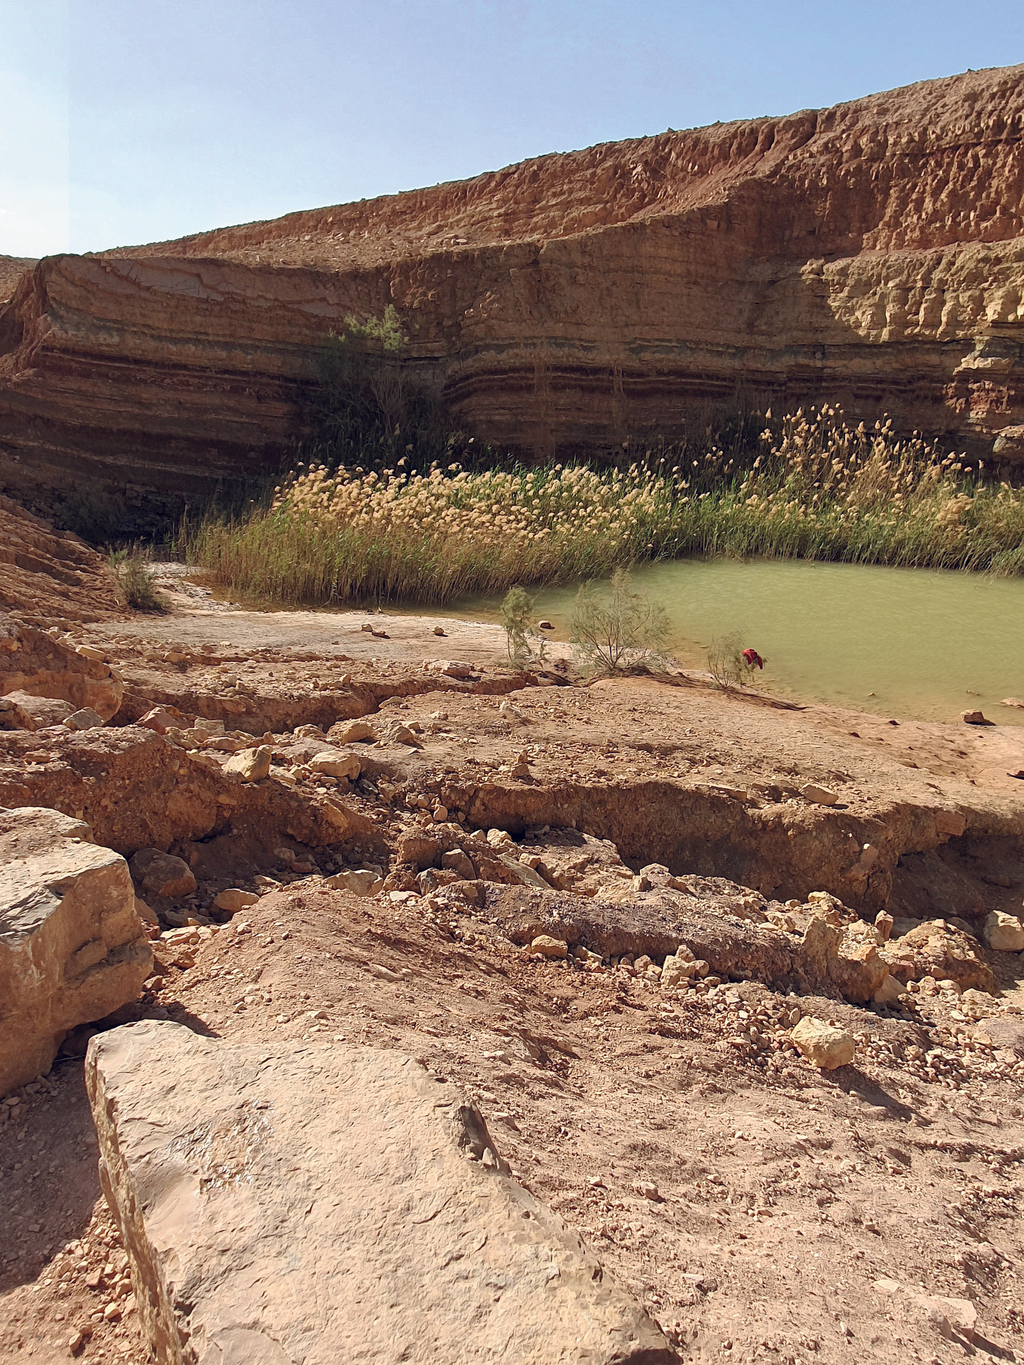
[{"x1": 87, "y1": 1021, "x2": 677, "y2": 1364}]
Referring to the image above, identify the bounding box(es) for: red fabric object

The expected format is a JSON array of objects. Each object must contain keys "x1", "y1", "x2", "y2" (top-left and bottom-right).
[{"x1": 742, "y1": 648, "x2": 764, "y2": 670}]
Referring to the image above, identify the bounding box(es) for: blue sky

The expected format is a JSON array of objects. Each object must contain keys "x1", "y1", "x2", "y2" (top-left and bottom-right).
[{"x1": 2, "y1": 0, "x2": 1023, "y2": 257}]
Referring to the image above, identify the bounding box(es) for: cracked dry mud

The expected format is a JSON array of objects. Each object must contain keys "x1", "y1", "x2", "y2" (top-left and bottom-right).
[{"x1": 1, "y1": 578, "x2": 1023, "y2": 1365}]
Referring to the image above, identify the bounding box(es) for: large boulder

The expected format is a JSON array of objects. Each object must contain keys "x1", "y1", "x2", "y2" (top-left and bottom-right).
[
  {"x1": 0, "y1": 805, "x2": 151, "y2": 1093},
  {"x1": 0, "y1": 617, "x2": 123, "y2": 721},
  {"x1": 0, "y1": 689, "x2": 74, "y2": 729},
  {"x1": 983, "y1": 911, "x2": 1024, "y2": 952},
  {"x1": 128, "y1": 847, "x2": 198, "y2": 899},
  {"x1": 87, "y1": 1022, "x2": 676, "y2": 1365}
]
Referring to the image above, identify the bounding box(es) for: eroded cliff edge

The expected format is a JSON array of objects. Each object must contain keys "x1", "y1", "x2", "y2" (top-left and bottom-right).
[{"x1": 1, "y1": 64, "x2": 1023, "y2": 512}]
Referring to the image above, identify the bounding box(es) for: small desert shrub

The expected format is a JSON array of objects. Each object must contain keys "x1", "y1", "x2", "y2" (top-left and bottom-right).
[
  {"x1": 706, "y1": 633, "x2": 766, "y2": 689},
  {"x1": 500, "y1": 585, "x2": 547, "y2": 665},
  {"x1": 706, "y1": 633, "x2": 745, "y2": 689},
  {"x1": 569, "y1": 569, "x2": 671, "y2": 674},
  {"x1": 109, "y1": 547, "x2": 166, "y2": 612}
]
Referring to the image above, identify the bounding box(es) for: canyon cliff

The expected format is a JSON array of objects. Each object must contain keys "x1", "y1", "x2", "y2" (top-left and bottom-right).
[{"x1": 0, "y1": 64, "x2": 1023, "y2": 517}]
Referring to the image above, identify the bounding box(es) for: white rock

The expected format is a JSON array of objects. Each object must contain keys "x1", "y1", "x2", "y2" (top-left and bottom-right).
[
  {"x1": 800, "y1": 783, "x2": 839, "y2": 806},
  {"x1": 326, "y1": 870, "x2": 383, "y2": 897},
  {"x1": 309, "y1": 749, "x2": 361, "y2": 780},
  {"x1": 530, "y1": 935, "x2": 568, "y2": 958},
  {"x1": 224, "y1": 745, "x2": 272, "y2": 782},
  {"x1": 983, "y1": 911, "x2": 1024, "y2": 952},
  {"x1": 329, "y1": 720, "x2": 375, "y2": 744},
  {"x1": 425, "y1": 659, "x2": 474, "y2": 678},
  {"x1": 0, "y1": 690, "x2": 74, "y2": 730},
  {"x1": 0, "y1": 806, "x2": 151, "y2": 1092},
  {"x1": 213, "y1": 888, "x2": 260, "y2": 913},
  {"x1": 661, "y1": 954, "x2": 698, "y2": 988},
  {"x1": 791, "y1": 1016, "x2": 855, "y2": 1069},
  {"x1": 63, "y1": 707, "x2": 105, "y2": 730}
]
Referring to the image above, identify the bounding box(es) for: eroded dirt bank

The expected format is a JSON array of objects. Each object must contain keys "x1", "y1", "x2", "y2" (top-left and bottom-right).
[{"x1": 1, "y1": 583, "x2": 1023, "y2": 1365}]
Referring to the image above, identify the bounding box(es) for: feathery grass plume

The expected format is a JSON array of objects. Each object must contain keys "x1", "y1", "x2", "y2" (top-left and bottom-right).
[{"x1": 187, "y1": 406, "x2": 1024, "y2": 608}]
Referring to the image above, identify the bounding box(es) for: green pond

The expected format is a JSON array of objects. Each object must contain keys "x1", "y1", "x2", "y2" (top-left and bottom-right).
[{"x1": 451, "y1": 558, "x2": 1024, "y2": 725}]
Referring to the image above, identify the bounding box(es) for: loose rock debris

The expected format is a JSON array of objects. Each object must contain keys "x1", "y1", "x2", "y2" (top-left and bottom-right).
[{"x1": 0, "y1": 599, "x2": 1023, "y2": 1364}]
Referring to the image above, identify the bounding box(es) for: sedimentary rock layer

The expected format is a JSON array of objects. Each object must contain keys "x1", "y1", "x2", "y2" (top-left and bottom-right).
[{"x1": 1, "y1": 65, "x2": 1023, "y2": 509}]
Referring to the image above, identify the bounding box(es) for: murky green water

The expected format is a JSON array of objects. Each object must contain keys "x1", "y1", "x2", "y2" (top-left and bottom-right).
[{"x1": 452, "y1": 559, "x2": 1024, "y2": 725}]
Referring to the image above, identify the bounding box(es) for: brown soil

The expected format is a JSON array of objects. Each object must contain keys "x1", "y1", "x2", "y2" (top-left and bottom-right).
[{"x1": 2, "y1": 579, "x2": 1023, "y2": 1364}]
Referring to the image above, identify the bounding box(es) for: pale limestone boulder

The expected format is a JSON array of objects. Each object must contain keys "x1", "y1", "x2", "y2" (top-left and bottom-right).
[
  {"x1": 212, "y1": 888, "x2": 260, "y2": 912},
  {"x1": 0, "y1": 619, "x2": 123, "y2": 720},
  {"x1": 800, "y1": 783, "x2": 838, "y2": 805},
  {"x1": 128, "y1": 848, "x2": 197, "y2": 899},
  {"x1": 0, "y1": 806, "x2": 151, "y2": 1093},
  {"x1": 328, "y1": 719, "x2": 375, "y2": 744},
  {"x1": 308, "y1": 748, "x2": 361, "y2": 780},
  {"x1": 324, "y1": 869, "x2": 382, "y2": 896},
  {"x1": 661, "y1": 950, "x2": 698, "y2": 988},
  {"x1": 791, "y1": 1017, "x2": 856, "y2": 1070},
  {"x1": 137, "y1": 705, "x2": 186, "y2": 735},
  {"x1": 223, "y1": 745, "x2": 272, "y2": 781},
  {"x1": 983, "y1": 910, "x2": 1024, "y2": 952},
  {"x1": 63, "y1": 706, "x2": 105, "y2": 730},
  {"x1": 86, "y1": 1023, "x2": 675, "y2": 1365},
  {"x1": 530, "y1": 934, "x2": 568, "y2": 958},
  {"x1": 442, "y1": 848, "x2": 476, "y2": 880},
  {"x1": 0, "y1": 689, "x2": 73, "y2": 729}
]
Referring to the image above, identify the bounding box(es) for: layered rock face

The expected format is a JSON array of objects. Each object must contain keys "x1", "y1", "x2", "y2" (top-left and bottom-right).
[
  {"x1": 1, "y1": 65, "x2": 1023, "y2": 511},
  {"x1": 0, "y1": 498, "x2": 121, "y2": 619}
]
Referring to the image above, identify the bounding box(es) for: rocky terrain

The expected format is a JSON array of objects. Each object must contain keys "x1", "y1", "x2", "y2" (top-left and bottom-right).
[
  {"x1": 0, "y1": 533, "x2": 1022, "y2": 1364},
  {"x1": 1, "y1": 66, "x2": 1024, "y2": 519},
  {"x1": 0, "y1": 256, "x2": 36, "y2": 306}
]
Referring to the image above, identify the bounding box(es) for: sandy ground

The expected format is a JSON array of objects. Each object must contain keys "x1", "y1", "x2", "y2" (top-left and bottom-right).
[{"x1": 2, "y1": 570, "x2": 1024, "y2": 1364}]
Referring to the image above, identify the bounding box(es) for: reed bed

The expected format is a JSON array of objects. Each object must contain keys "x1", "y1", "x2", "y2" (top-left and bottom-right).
[{"x1": 188, "y1": 408, "x2": 1024, "y2": 606}]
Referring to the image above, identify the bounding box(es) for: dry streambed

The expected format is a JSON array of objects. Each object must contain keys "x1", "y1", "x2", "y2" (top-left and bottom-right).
[{"x1": 1, "y1": 608, "x2": 1024, "y2": 1363}]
